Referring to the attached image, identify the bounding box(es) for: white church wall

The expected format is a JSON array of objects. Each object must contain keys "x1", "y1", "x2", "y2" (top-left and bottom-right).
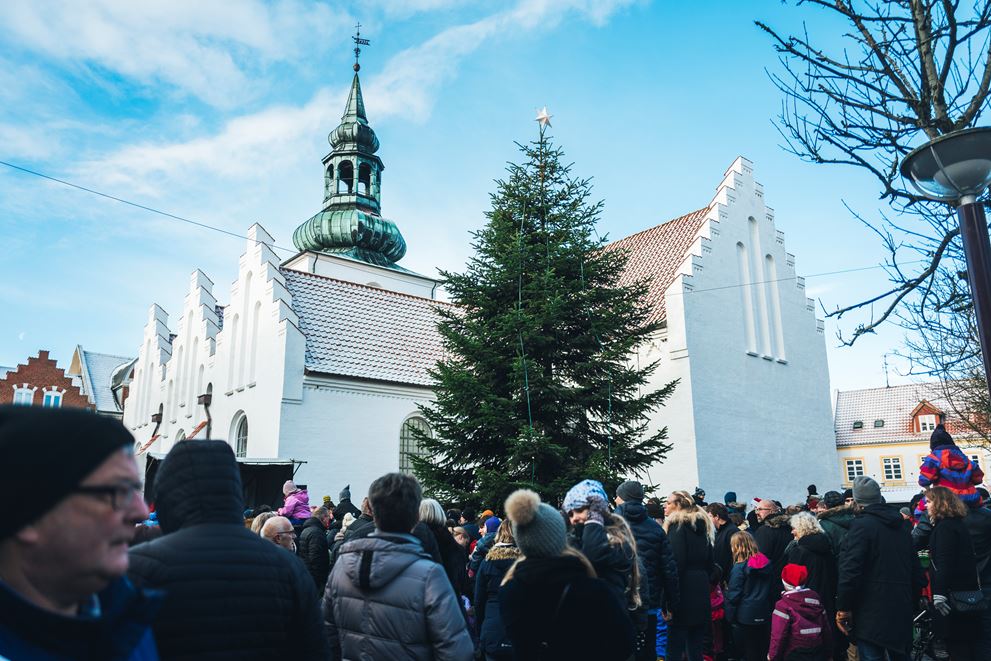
[
  {"x1": 278, "y1": 375, "x2": 435, "y2": 504},
  {"x1": 123, "y1": 225, "x2": 306, "y2": 463},
  {"x1": 675, "y1": 157, "x2": 835, "y2": 503},
  {"x1": 639, "y1": 324, "x2": 702, "y2": 496}
]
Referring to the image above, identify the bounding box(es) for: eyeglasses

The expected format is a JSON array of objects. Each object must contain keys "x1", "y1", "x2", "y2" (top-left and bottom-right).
[
  {"x1": 73, "y1": 481, "x2": 143, "y2": 511},
  {"x1": 275, "y1": 530, "x2": 296, "y2": 538}
]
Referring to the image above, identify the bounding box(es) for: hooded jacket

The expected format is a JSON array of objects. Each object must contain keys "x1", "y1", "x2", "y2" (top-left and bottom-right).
[
  {"x1": 836, "y1": 503, "x2": 925, "y2": 654},
  {"x1": 323, "y1": 532, "x2": 473, "y2": 661},
  {"x1": 919, "y1": 445, "x2": 985, "y2": 507},
  {"x1": 615, "y1": 500, "x2": 681, "y2": 610},
  {"x1": 754, "y1": 513, "x2": 792, "y2": 583},
  {"x1": 278, "y1": 489, "x2": 311, "y2": 520},
  {"x1": 725, "y1": 552, "x2": 775, "y2": 625},
  {"x1": 499, "y1": 554, "x2": 636, "y2": 660},
  {"x1": 786, "y1": 532, "x2": 837, "y2": 614},
  {"x1": 128, "y1": 440, "x2": 327, "y2": 660},
  {"x1": 768, "y1": 588, "x2": 832, "y2": 661},
  {"x1": 817, "y1": 504, "x2": 855, "y2": 559},
  {"x1": 664, "y1": 508, "x2": 716, "y2": 627},
  {"x1": 298, "y1": 515, "x2": 330, "y2": 591},
  {"x1": 474, "y1": 543, "x2": 522, "y2": 657}
]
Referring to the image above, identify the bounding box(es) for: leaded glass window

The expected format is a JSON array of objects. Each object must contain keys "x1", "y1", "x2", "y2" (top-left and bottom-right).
[{"x1": 400, "y1": 417, "x2": 431, "y2": 474}]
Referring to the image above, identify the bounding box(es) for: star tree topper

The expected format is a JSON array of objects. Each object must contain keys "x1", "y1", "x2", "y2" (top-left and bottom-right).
[{"x1": 535, "y1": 106, "x2": 553, "y2": 128}]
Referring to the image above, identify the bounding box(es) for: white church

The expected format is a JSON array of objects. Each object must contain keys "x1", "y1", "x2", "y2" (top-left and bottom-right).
[{"x1": 121, "y1": 63, "x2": 836, "y2": 505}]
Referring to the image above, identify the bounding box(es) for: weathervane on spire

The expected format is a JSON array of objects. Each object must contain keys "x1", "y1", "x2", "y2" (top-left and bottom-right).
[{"x1": 353, "y1": 22, "x2": 370, "y2": 72}]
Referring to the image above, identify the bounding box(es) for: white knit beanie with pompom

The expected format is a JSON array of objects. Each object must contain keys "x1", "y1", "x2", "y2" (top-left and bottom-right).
[{"x1": 504, "y1": 489, "x2": 567, "y2": 558}]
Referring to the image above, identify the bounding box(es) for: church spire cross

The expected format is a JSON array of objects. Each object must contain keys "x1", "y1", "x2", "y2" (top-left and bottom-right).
[{"x1": 353, "y1": 22, "x2": 370, "y2": 72}]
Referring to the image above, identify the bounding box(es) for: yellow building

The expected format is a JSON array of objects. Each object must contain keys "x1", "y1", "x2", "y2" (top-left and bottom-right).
[{"x1": 834, "y1": 383, "x2": 989, "y2": 503}]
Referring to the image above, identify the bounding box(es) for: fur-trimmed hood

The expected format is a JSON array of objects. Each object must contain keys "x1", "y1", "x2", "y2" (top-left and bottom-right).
[
  {"x1": 664, "y1": 507, "x2": 715, "y2": 543},
  {"x1": 817, "y1": 503, "x2": 855, "y2": 523},
  {"x1": 761, "y1": 513, "x2": 791, "y2": 529},
  {"x1": 485, "y1": 543, "x2": 522, "y2": 562}
]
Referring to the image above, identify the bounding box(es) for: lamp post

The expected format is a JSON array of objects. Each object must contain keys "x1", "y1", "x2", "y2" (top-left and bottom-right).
[{"x1": 901, "y1": 127, "x2": 991, "y2": 400}]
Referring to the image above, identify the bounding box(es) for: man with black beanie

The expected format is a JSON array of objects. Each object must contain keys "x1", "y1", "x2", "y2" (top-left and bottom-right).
[{"x1": 0, "y1": 405, "x2": 161, "y2": 659}]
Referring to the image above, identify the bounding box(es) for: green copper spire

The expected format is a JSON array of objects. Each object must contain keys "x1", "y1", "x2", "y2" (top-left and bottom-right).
[{"x1": 292, "y1": 42, "x2": 407, "y2": 268}]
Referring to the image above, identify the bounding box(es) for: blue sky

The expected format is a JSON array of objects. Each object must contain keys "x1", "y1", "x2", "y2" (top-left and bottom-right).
[{"x1": 0, "y1": 0, "x2": 924, "y2": 393}]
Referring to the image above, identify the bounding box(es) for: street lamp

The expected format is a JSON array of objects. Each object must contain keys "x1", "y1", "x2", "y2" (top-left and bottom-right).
[{"x1": 901, "y1": 126, "x2": 991, "y2": 400}]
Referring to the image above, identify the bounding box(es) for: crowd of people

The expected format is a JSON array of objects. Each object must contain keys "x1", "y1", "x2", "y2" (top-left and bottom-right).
[{"x1": 2, "y1": 405, "x2": 990, "y2": 661}]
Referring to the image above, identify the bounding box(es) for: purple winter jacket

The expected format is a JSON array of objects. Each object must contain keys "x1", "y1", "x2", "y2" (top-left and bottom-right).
[
  {"x1": 279, "y1": 489, "x2": 311, "y2": 520},
  {"x1": 768, "y1": 587, "x2": 832, "y2": 661}
]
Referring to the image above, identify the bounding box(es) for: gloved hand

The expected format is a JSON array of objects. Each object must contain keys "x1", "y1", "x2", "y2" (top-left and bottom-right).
[
  {"x1": 933, "y1": 594, "x2": 951, "y2": 616},
  {"x1": 586, "y1": 508, "x2": 605, "y2": 525},
  {"x1": 586, "y1": 494, "x2": 609, "y2": 525}
]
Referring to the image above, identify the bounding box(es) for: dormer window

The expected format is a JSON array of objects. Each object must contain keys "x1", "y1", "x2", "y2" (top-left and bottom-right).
[
  {"x1": 918, "y1": 414, "x2": 937, "y2": 433},
  {"x1": 853, "y1": 420, "x2": 864, "y2": 430},
  {"x1": 874, "y1": 419, "x2": 885, "y2": 428}
]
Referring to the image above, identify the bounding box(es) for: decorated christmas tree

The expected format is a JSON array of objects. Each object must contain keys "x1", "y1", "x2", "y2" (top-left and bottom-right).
[{"x1": 413, "y1": 112, "x2": 675, "y2": 508}]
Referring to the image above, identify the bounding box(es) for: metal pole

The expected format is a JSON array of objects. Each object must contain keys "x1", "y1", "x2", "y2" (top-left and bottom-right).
[{"x1": 957, "y1": 200, "x2": 991, "y2": 400}]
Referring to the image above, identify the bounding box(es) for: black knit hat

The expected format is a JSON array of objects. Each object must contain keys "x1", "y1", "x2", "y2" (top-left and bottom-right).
[
  {"x1": 0, "y1": 405, "x2": 135, "y2": 541},
  {"x1": 930, "y1": 424, "x2": 954, "y2": 450}
]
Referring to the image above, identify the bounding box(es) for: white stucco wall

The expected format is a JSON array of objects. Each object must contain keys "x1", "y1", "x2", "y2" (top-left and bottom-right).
[
  {"x1": 279, "y1": 375, "x2": 435, "y2": 503},
  {"x1": 675, "y1": 158, "x2": 835, "y2": 504},
  {"x1": 123, "y1": 224, "x2": 305, "y2": 463}
]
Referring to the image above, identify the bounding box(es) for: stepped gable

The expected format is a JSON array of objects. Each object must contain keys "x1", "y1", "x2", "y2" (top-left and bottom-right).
[
  {"x1": 606, "y1": 207, "x2": 710, "y2": 325},
  {"x1": 282, "y1": 268, "x2": 449, "y2": 387}
]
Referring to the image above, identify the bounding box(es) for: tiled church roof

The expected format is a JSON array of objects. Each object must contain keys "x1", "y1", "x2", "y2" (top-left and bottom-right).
[
  {"x1": 606, "y1": 207, "x2": 710, "y2": 325},
  {"x1": 834, "y1": 382, "x2": 984, "y2": 446},
  {"x1": 282, "y1": 268, "x2": 451, "y2": 387}
]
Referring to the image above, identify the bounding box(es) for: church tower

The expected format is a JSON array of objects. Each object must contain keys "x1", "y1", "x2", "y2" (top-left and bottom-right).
[
  {"x1": 292, "y1": 41, "x2": 406, "y2": 269},
  {"x1": 285, "y1": 29, "x2": 438, "y2": 299}
]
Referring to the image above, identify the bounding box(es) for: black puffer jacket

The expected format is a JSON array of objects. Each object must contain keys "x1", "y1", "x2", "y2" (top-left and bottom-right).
[
  {"x1": 500, "y1": 554, "x2": 635, "y2": 660},
  {"x1": 298, "y1": 516, "x2": 330, "y2": 592},
  {"x1": 713, "y1": 520, "x2": 740, "y2": 582},
  {"x1": 836, "y1": 504, "x2": 924, "y2": 654},
  {"x1": 786, "y1": 532, "x2": 837, "y2": 614},
  {"x1": 128, "y1": 440, "x2": 328, "y2": 660},
  {"x1": 427, "y1": 522, "x2": 470, "y2": 598},
  {"x1": 664, "y1": 508, "x2": 716, "y2": 627},
  {"x1": 754, "y1": 513, "x2": 792, "y2": 584},
  {"x1": 615, "y1": 500, "x2": 680, "y2": 610},
  {"x1": 474, "y1": 544, "x2": 521, "y2": 657},
  {"x1": 573, "y1": 517, "x2": 636, "y2": 609}
]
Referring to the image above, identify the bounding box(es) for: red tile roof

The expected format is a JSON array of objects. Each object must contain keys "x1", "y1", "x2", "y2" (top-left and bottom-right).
[
  {"x1": 834, "y1": 381, "x2": 985, "y2": 446},
  {"x1": 282, "y1": 268, "x2": 453, "y2": 386},
  {"x1": 606, "y1": 207, "x2": 710, "y2": 325}
]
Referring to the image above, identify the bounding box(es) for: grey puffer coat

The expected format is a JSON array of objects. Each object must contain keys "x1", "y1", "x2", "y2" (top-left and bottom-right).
[{"x1": 323, "y1": 531, "x2": 473, "y2": 661}]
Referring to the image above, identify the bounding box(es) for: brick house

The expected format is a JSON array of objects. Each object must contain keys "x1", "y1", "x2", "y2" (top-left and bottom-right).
[{"x1": 0, "y1": 350, "x2": 93, "y2": 410}]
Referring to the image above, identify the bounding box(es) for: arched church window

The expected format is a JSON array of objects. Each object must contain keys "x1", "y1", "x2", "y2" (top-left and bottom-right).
[
  {"x1": 337, "y1": 160, "x2": 354, "y2": 194},
  {"x1": 233, "y1": 412, "x2": 248, "y2": 458},
  {"x1": 325, "y1": 164, "x2": 334, "y2": 194},
  {"x1": 358, "y1": 162, "x2": 371, "y2": 196},
  {"x1": 399, "y1": 417, "x2": 431, "y2": 474}
]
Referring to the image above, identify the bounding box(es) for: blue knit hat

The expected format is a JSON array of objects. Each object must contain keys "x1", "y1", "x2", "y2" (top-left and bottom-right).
[{"x1": 563, "y1": 479, "x2": 608, "y2": 513}]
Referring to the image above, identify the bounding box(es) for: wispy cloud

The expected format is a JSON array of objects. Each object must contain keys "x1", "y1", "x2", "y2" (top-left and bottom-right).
[
  {"x1": 0, "y1": 0, "x2": 349, "y2": 108},
  {"x1": 82, "y1": 0, "x2": 639, "y2": 191}
]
